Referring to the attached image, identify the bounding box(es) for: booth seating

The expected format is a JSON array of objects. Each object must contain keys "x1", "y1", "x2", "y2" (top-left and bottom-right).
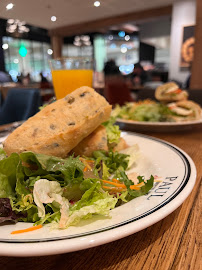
[{"x1": 0, "y1": 88, "x2": 41, "y2": 125}]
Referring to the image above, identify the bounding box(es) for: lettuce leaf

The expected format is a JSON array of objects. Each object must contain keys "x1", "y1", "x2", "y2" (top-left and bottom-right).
[
  {"x1": 63, "y1": 179, "x2": 117, "y2": 228},
  {"x1": 92, "y1": 150, "x2": 129, "y2": 176},
  {"x1": 116, "y1": 171, "x2": 154, "y2": 201},
  {"x1": 102, "y1": 118, "x2": 121, "y2": 145},
  {"x1": 20, "y1": 152, "x2": 84, "y2": 185},
  {"x1": 0, "y1": 153, "x2": 20, "y2": 193},
  {"x1": 33, "y1": 179, "x2": 69, "y2": 228}
]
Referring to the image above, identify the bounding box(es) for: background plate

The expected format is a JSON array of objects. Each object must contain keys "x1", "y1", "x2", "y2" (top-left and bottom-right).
[{"x1": 116, "y1": 117, "x2": 202, "y2": 132}]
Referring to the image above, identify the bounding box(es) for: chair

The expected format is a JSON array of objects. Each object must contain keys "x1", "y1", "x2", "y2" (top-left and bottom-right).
[{"x1": 0, "y1": 88, "x2": 42, "y2": 125}]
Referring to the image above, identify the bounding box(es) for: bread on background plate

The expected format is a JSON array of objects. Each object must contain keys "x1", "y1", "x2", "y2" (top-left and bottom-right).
[
  {"x1": 167, "y1": 100, "x2": 201, "y2": 121},
  {"x1": 3, "y1": 87, "x2": 112, "y2": 158},
  {"x1": 155, "y1": 82, "x2": 188, "y2": 102}
]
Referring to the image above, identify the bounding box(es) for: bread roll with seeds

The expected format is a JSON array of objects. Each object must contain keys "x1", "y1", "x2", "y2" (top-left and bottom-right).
[
  {"x1": 71, "y1": 125, "x2": 128, "y2": 157},
  {"x1": 3, "y1": 87, "x2": 112, "y2": 158},
  {"x1": 71, "y1": 125, "x2": 108, "y2": 157}
]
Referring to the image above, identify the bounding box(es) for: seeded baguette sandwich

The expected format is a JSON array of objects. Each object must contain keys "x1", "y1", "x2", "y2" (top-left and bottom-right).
[
  {"x1": 72, "y1": 125, "x2": 128, "y2": 157},
  {"x1": 167, "y1": 100, "x2": 201, "y2": 122},
  {"x1": 155, "y1": 82, "x2": 188, "y2": 103},
  {"x1": 3, "y1": 86, "x2": 112, "y2": 158}
]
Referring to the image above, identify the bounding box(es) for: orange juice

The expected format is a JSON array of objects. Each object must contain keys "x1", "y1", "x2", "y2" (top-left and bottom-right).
[{"x1": 51, "y1": 69, "x2": 93, "y2": 99}]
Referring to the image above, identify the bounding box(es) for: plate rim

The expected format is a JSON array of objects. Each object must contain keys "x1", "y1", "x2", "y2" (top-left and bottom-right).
[
  {"x1": 0, "y1": 132, "x2": 197, "y2": 256},
  {"x1": 116, "y1": 117, "x2": 202, "y2": 126}
]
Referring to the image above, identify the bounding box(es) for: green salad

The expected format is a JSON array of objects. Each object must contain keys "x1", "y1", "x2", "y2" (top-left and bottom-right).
[
  {"x1": 112, "y1": 102, "x2": 175, "y2": 122},
  {"x1": 0, "y1": 145, "x2": 154, "y2": 231}
]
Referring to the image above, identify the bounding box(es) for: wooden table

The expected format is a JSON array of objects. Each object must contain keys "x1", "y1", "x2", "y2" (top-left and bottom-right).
[{"x1": 0, "y1": 125, "x2": 201, "y2": 270}]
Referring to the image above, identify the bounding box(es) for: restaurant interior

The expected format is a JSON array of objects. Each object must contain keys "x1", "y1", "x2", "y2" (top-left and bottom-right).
[{"x1": 0, "y1": 0, "x2": 201, "y2": 268}]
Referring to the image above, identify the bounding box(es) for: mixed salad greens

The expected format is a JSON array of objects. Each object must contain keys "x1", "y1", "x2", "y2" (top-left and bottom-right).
[
  {"x1": 112, "y1": 101, "x2": 176, "y2": 122},
  {"x1": 0, "y1": 121, "x2": 154, "y2": 232}
]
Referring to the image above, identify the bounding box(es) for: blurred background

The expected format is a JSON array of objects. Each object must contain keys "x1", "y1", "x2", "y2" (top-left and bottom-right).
[{"x1": 0, "y1": 0, "x2": 201, "y2": 111}]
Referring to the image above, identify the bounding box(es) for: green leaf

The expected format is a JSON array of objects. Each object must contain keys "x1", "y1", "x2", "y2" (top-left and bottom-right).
[
  {"x1": 0, "y1": 148, "x2": 6, "y2": 161},
  {"x1": 0, "y1": 173, "x2": 15, "y2": 198},
  {"x1": 102, "y1": 118, "x2": 121, "y2": 145},
  {"x1": 92, "y1": 150, "x2": 129, "y2": 176},
  {"x1": 20, "y1": 152, "x2": 85, "y2": 185},
  {"x1": 117, "y1": 171, "x2": 154, "y2": 200},
  {"x1": 0, "y1": 153, "x2": 20, "y2": 191}
]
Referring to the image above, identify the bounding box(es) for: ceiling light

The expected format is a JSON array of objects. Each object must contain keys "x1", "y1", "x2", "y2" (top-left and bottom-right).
[
  {"x1": 47, "y1": 49, "x2": 53, "y2": 55},
  {"x1": 94, "y1": 1, "x2": 100, "y2": 7},
  {"x1": 51, "y1": 16, "x2": 57, "y2": 22},
  {"x1": 125, "y1": 35, "x2": 130, "y2": 41},
  {"x1": 73, "y1": 35, "x2": 91, "y2": 47},
  {"x1": 6, "y1": 3, "x2": 14, "y2": 10},
  {"x1": 6, "y1": 19, "x2": 29, "y2": 37},
  {"x1": 118, "y1": 31, "x2": 125, "y2": 38},
  {"x1": 2, "y1": 44, "x2": 9, "y2": 50},
  {"x1": 121, "y1": 47, "x2": 127, "y2": 53}
]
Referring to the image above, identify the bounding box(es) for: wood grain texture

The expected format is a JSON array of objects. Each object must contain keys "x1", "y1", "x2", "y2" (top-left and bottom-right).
[{"x1": 0, "y1": 126, "x2": 201, "y2": 270}]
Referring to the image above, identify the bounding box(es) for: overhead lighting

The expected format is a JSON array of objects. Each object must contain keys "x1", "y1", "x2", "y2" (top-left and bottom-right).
[
  {"x1": 51, "y1": 16, "x2": 57, "y2": 22},
  {"x1": 121, "y1": 47, "x2": 127, "y2": 53},
  {"x1": 47, "y1": 49, "x2": 53, "y2": 55},
  {"x1": 118, "y1": 31, "x2": 125, "y2": 38},
  {"x1": 6, "y1": 3, "x2": 14, "y2": 10},
  {"x1": 94, "y1": 1, "x2": 100, "y2": 7},
  {"x1": 6, "y1": 19, "x2": 29, "y2": 38},
  {"x1": 73, "y1": 35, "x2": 91, "y2": 47},
  {"x1": 2, "y1": 44, "x2": 9, "y2": 50},
  {"x1": 125, "y1": 35, "x2": 130, "y2": 41}
]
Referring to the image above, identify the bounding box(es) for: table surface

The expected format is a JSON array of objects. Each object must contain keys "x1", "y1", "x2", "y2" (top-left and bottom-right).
[{"x1": 0, "y1": 124, "x2": 201, "y2": 270}]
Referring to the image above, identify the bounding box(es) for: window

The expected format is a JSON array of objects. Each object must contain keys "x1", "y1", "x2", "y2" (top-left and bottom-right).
[{"x1": 2, "y1": 37, "x2": 52, "y2": 82}]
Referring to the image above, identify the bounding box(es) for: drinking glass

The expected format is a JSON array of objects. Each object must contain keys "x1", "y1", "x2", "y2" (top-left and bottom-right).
[{"x1": 50, "y1": 57, "x2": 93, "y2": 99}]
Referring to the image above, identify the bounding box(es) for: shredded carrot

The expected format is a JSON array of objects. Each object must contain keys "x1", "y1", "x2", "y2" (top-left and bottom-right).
[
  {"x1": 11, "y1": 224, "x2": 42, "y2": 234},
  {"x1": 102, "y1": 179, "x2": 143, "y2": 191},
  {"x1": 112, "y1": 178, "x2": 121, "y2": 183},
  {"x1": 102, "y1": 180, "x2": 126, "y2": 188},
  {"x1": 83, "y1": 166, "x2": 88, "y2": 172},
  {"x1": 102, "y1": 186, "x2": 126, "y2": 192},
  {"x1": 129, "y1": 185, "x2": 141, "y2": 190}
]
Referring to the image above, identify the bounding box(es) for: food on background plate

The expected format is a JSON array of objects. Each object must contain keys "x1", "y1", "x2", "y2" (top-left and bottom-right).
[
  {"x1": 112, "y1": 82, "x2": 201, "y2": 123},
  {"x1": 0, "y1": 86, "x2": 154, "y2": 232},
  {"x1": 167, "y1": 100, "x2": 202, "y2": 121},
  {"x1": 155, "y1": 82, "x2": 188, "y2": 103},
  {"x1": 112, "y1": 100, "x2": 175, "y2": 122}
]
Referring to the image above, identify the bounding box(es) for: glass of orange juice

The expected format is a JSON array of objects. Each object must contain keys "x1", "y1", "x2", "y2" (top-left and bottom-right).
[{"x1": 50, "y1": 57, "x2": 93, "y2": 99}]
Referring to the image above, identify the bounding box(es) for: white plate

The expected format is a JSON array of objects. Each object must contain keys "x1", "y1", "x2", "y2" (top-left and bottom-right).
[
  {"x1": 116, "y1": 117, "x2": 202, "y2": 132},
  {"x1": 0, "y1": 132, "x2": 196, "y2": 257}
]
